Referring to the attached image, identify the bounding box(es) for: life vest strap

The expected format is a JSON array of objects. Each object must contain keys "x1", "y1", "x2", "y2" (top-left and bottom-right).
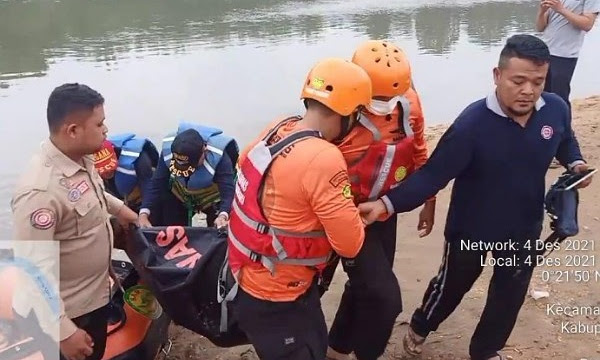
[
  {"x1": 367, "y1": 144, "x2": 397, "y2": 201},
  {"x1": 228, "y1": 229, "x2": 329, "y2": 275},
  {"x1": 232, "y1": 200, "x2": 326, "y2": 238},
  {"x1": 217, "y1": 255, "x2": 239, "y2": 333},
  {"x1": 358, "y1": 114, "x2": 382, "y2": 141}
]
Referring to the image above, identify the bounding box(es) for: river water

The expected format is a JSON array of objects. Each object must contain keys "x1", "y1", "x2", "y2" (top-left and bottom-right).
[{"x1": 1, "y1": 0, "x2": 599, "y2": 236}]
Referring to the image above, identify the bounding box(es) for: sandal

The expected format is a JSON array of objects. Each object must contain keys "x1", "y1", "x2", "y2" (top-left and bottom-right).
[{"x1": 403, "y1": 327, "x2": 426, "y2": 356}]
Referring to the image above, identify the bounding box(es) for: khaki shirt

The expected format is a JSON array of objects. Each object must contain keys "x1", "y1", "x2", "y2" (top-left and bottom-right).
[{"x1": 11, "y1": 140, "x2": 124, "y2": 341}]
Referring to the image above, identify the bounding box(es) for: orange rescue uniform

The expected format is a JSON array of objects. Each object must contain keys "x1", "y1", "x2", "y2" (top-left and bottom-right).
[
  {"x1": 236, "y1": 118, "x2": 365, "y2": 302},
  {"x1": 338, "y1": 87, "x2": 429, "y2": 201}
]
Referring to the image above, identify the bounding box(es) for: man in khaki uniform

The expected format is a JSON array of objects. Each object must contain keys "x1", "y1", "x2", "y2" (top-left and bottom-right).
[{"x1": 11, "y1": 83, "x2": 138, "y2": 360}]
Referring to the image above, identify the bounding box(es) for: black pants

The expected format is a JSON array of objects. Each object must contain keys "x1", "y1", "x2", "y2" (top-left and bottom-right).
[
  {"x1": 233, "y1": 282, "x2": 328, "y2": 360},
  {"x1": 328, "y1": 215, "x2": 402, "y2": 360},
  {"x1": 154, "y1": 190, "x2": 217, "y2": 227},
  {"x1": 60, "y1": 304, "x2": 109, "y2": 360},
  {"x1": 410, "y1": 236, "x2": 537, "y2": 360},
  {"x1": 544, "y1": 55, "x2": 579, "y2": 110}
]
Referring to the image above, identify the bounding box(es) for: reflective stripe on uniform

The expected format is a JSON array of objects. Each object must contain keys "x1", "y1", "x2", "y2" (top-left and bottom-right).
[
  {"x1": 116, "y1": 167, "x2": 137, "y2": 176},
  {"x1": 368, "y1": 144, "x2": 397, "y2": 201}
]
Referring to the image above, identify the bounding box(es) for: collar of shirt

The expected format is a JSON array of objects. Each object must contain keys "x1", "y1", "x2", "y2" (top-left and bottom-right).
[
  {"x1": 42, "y1": 140, "x2": 96, "y2": 177},
  {"x1": 485, "y1": 91, "x2": 546, "y2": 118}
]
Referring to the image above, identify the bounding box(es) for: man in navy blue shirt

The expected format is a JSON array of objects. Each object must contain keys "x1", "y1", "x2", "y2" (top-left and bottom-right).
[
  {"x1": 359, "y1": 34, "x2": 593, "y2": 360},
  {"x1": 138, "y1": 126, "x2": 237, "y2": 228}
]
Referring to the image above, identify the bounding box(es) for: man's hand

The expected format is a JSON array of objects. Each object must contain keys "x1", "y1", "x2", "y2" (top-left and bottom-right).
[
  {"x1": 573, "y1": 163, "x2": 594, "y2": 189},
  {"x1": 60, "y1": 328, "x2": 94, "y2": 360},
  {"x1": 214, "y1": 213, "x2": 229, "y2": 229},
  {"x1": 417, "y1": 199, "x2": 436, "y2": 238},
  {"x1": 358, "y1": 199, "x2": 388, "y2": 226},
  {"x1": 540, "y1": 0, "x2": 551, "y2": 11},
  {"x1": 542, "y1": 0, "x2": 564, "y2": 13},
  {"x1": 138, "y1": 213, "x2": 152, "y2": 228}
]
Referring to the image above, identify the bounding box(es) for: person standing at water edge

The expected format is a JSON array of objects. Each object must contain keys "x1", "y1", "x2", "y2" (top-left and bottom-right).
[
  {"x1": 227, "y1": 58, "x2": 369, "y2": 360},
  {"x1": 358, "y1": 35, "x2": 593, "y2": 360},
  {"x1": 536, "y1": 0, "x2": 600, "y2": 109},
  {"x1": 11, "y1": 83, "x2": 138, "y2": 360},
  {"x1": 326, "y1": 40, "x2": 434, "y2": 360}
]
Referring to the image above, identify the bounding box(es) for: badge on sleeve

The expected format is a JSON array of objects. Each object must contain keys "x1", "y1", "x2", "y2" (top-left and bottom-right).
[{"x1": 30, "y1": 208, "x2": 56, "y2": 230}]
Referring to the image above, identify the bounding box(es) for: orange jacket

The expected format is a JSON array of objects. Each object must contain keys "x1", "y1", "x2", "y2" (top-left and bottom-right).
[
  {"x1": 235, "y1": 118, "x2": 365, "y2": 301},
  {"x1": 338, "y1": 87, "x2": 429, "y2": 171}
]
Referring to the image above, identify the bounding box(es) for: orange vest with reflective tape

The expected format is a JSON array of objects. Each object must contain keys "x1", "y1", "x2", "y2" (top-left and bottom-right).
[
  {"x1": 346, "y1": 96, "x2": 417, "y2": 203},
  {"x1": 227, "y1": 119, "x2": 332, "y2": 277}
]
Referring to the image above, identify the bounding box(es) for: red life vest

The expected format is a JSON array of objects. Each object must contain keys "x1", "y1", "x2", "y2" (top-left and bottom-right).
[
  {"x1": 347, "y1": 97, "x2": 415, "y2": 203},
  {"x1": 226, "y1": 119, "x2": 333, "y2": 278}
]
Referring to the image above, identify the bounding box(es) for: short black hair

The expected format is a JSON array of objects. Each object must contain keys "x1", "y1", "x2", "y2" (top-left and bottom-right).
[
  {"x1": 498, "y1": 34, "x2": 550, "y2": 68},
  {"x1": 47, "y1": 83, "x2": 105, "y2": 133}
]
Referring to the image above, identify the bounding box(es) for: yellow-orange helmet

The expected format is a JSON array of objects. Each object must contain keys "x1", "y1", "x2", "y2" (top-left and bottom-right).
[
  {"x1": 301, "y1": 57, "x2": 372, "y2": 116},
  {"x1": 352, "y1": 40, "x2": 412, "y2": 97}
]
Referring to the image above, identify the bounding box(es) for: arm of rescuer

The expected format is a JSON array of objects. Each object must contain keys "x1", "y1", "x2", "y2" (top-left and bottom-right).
[
  {"x1": 134, "y1": 150, "x2": 155, "y2": 207},
  {"x1": 301, "y1": 146, "x2": 365, "y2": 258},
  {"x1": 212, "y1": 151, "x2": 235, "y2": 217},
  {"x1": 10, "y1": 190, "x2": 80, "y2": 343},
  {"x1": 406, "y1": 85, "x2": 437, "y2": 236},
  {"x1": 379, "y1": 118, "x2": 475, "y2": 216},
  {"x1": 406, "y1": 86, "x2": 429, "y2": 171},
  {"x1": 139, "y1": 152, "x2": 171, "y2": 225}
]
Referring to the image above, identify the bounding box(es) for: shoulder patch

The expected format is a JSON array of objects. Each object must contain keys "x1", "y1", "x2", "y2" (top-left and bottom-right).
[
  {"x1": 30, "y1": 208, "x2": 56, "y2": 230},
  {"x1": 329, "y1": 170, "x2": 349, "y2": 188},
  {"x1": 342, "y1": 184, "x2": 353, "y2": 199}
]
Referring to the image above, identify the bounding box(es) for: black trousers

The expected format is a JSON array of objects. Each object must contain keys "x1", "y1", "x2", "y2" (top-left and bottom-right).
[
  {"x1": 328, "y1": 214, "x2": 402, "y2": 360},
  {"x1": 233, "y1": 282, "x2": 328, "y2": 360},
  {"x1": 154, "y1": 190, "x2": 217, "y2": 227},
  {"x1": 410, "y1": 235, "x2": 537, "y2": 360},
  {"x1": 544, "y1": 55, "x2": 579, "y2": 110},
  {"x1": 60, "y1": 304, "x2": 109, "y2": 360}
]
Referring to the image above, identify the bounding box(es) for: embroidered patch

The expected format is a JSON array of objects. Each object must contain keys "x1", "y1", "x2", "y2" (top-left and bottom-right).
[
  {"x1": 541, "y1": 125, "x2": 553, "y2": 140},
  {"x1": 75, "y1": 180, "x2": 90, "y2": 194},
  {"x1": 30, "y1": 208, "x2": 55, "y2": 230},
  {"x1": 68, "y1": 188, "x2": 81, "y2": 202},
  {"x1": 329, "y1": 170, "x2": 349, "y2": 188},
  {"x1": 394, "y1": 166, "x2": 407, "y2": 182},
  {"x1": 342, "y1": 184, "x2": 353, "y2": 199}
]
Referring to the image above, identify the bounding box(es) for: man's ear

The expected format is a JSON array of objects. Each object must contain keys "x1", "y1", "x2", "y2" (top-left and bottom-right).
[
  {"x1": 493, "y1": 67, "x2": 501, "y2": 86},
  {"x1": 65, "y1": 123, "x2": 78, "y2": 138}
]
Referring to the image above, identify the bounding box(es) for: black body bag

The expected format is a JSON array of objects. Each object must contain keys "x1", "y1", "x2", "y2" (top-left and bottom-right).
[{"x1": 125, "y1": 225, "x2": 248, "y2": 348}]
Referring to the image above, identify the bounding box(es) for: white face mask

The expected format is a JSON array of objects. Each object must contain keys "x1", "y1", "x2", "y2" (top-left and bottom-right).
[{"x1": 367, "y1": 96, "x2": 402, "y2": 116}]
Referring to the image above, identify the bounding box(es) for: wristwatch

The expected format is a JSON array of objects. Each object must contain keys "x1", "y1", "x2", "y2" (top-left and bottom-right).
[{"x1": 218, "y1": 211, "x2": 229, "y2": 220}]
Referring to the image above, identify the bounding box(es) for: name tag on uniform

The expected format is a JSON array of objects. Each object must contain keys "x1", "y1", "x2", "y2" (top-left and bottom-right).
[{"x1": 68, "y1": 181, "x2": 90, "y2": 202}]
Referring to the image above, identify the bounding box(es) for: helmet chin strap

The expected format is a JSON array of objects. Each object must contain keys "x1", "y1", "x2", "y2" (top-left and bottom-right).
[{"x1": 332, "y1": 112, "x2": 359, "y2": 145}]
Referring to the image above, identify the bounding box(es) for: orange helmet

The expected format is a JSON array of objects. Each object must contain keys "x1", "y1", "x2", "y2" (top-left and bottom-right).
[
  {"x1": 300, "y1": 57, "x2": 372, "y2": 116},
  {"x1": 352, "y1": 40, "x2": 412, "y2": 97}
]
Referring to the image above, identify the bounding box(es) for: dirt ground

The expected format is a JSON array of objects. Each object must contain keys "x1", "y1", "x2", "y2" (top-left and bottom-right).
[{"x1": 163, "y1": 96, "x2": 600, "y2": 360}]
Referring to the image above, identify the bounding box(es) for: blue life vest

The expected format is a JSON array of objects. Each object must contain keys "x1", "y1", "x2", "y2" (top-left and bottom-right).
[
  {"x1": 107, "y1": 133, "x2": 159, "y2": 199},
  {"x1": 161, "y1": 122, "x2": 239, "y2": 210}
]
